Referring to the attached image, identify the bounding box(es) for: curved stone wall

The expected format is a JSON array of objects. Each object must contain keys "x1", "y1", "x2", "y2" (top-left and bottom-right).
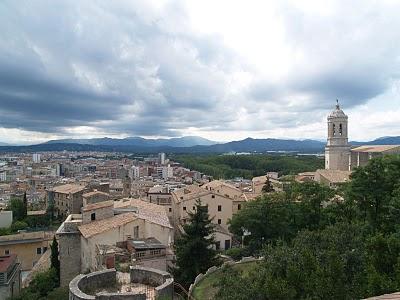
[{"x1": 69, "y1": 267, "x2": 174, "y2": 300}]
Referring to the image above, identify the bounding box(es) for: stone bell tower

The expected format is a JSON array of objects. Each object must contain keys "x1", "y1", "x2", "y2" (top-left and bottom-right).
[{"x1": 325, "y1": 100, "x2": 351, "y2": 171}]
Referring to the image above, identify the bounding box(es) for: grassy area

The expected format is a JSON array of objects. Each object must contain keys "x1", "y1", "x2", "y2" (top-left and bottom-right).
[{"x1": 191, "y1": 261, "x2": 258, "y2": 300}]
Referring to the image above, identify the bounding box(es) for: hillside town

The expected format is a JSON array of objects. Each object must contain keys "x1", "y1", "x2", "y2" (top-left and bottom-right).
[{"x1": 0, "y1": 103, "x2": 399, "y2": 299}]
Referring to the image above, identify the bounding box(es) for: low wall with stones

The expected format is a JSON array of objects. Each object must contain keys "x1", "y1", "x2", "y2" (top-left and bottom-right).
[
  {"x1": 188, "y1": 256, "x2": 263, "y2": 297},
  {"x1": 69, "y1": 267, "x2": 173, "y2": 300},
  {"x1": 130, "y1": 266, "x2": 174, "y2": 299}
]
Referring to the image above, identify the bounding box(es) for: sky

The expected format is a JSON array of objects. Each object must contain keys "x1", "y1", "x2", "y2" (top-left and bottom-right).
[{"x1": 0, "y1": 0, "x2": 399, "y2": 145}]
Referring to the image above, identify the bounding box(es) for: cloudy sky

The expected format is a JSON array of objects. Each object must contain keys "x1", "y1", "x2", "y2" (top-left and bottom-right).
[{"x1": 0, "y1": 0, "x2": 399, "y2": 144}]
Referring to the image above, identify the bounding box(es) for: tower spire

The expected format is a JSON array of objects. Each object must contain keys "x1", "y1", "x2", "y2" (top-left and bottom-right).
[{"x1": 336, "y1": 99, "x2": 340, "y2": 109}]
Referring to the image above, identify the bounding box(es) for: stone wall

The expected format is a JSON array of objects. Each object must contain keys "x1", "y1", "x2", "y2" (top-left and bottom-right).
[
  {"x1": 69, "y1": 267, "x2": 174, "y2": 300},
  {"x1": 130, "y1": 266, "x2": 173, "y2": 299}
]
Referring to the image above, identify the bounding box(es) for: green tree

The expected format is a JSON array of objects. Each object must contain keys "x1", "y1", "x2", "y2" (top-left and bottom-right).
[
  {"x1": 50, "y1": 236, "x2": 60, "y2": 284},
  {"x1": 261, "y1": 177, "x2": 274, "y2": 193},
  {"x1": 8, "y1": 197, "x2": 26, "y2": 222},
  {"x1": 172, "y1": 200, "x2": 219, "y2": 288},
  {"x1": 22, "y1": 192, "x2": 28, "y2": 219}
]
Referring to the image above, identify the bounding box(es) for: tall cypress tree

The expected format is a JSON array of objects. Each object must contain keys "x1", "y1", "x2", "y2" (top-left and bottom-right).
[
  {"x1": 50, "y1": 235, "x2": 60, "y2": 285},
  {"x1": 22, "y1": 192, "x2": 28, "y2": 219},
  {"x1": 173, "y1": 199, "x2": 219, "y2": 288}
]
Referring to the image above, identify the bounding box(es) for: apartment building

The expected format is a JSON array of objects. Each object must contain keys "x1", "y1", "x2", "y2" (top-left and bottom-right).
[
  {"x1": 172, "y1": 180, "x2": 247, "y2": 250},
  {"x1": 0, "y1": 231, "x2": 53, "y2": 271},
  {"x1": 49, "y1": 183, "x2": 87, "y2": 216}
]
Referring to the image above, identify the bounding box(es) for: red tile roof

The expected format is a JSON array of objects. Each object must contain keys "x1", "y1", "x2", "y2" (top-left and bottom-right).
[{"x1": 0, "y1": 254, "x2": 16, "y2": 273}]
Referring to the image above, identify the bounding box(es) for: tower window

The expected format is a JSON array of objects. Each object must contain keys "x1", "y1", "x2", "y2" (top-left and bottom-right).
[
  {"x1": 91, "y1": 212, "x2": 96, "y2": 221},
  {"x1": 339, "y1": 124, "x2": 343, "y2": 136},
  {"x1": 333, "y1": 123, "x2": 336, "y2": 136}
]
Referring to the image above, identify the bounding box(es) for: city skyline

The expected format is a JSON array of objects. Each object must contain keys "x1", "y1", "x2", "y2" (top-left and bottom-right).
[{"x1": 1, "y1": 0, "x2": 400, "y2": 144}]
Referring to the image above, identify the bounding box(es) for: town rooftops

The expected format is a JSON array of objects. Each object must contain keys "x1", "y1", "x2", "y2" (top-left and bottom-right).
[
  {"x1": 52, "y1": 183, "x2": 86, "y2": 194},
  {"x1": 0, "y1": 254, "x2": 17, "y2": 273},
  {"x1": 351, "y1": 145, "x2": 400, "y2": 153},
  {"x1": 128, "y1": 198, "x2": 172, "y2": 229}
]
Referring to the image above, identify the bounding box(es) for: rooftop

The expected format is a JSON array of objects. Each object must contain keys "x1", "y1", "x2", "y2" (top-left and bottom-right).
[
  {"x1": 316, "y1": 169, "x2": 351, "y2": 183},
  {"x1": 0, "y1": 254, "x2": 16, "y2": 273},
  {"x1": 83, "y1": 190, "x2": 109, "y2": 198},
  {"x1": 351, "y1": 145, "x2": 400, "y2": 153},
  {"x1": 82, "y1": 200, "x2": 114, "y2": 212},
  {"x1": 79, "y1": 212, "x2": 137, "y2": 238},
  {"x1": 128, "y1": 237, "x2": 166, "y2": 250},
  {"x1": 52, "y1": 183, "x2": 86, "y2": 194}
]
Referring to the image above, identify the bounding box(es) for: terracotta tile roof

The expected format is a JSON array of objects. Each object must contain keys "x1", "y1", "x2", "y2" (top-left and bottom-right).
[
  {"x1": 82, "y1": 200, "x2": 114, "y2": 212},
  {"x1": 52, "y1": 183, "x2": 86, "y2": 194},
  {"x1": 0, "y1": 254, "x2": 16, "y2": 273},
  {"x1": 83, "y1": 190, "x2": 109, "y2": 198},
  {"x1": 316, "y1": 169, "x2": 351, "y2": 183},
  {"x1": 351, "y1": 145, "x2": 400, "y2": 153},
  {"x1": 128, "y1": 199, "x2": 172, "y2": 229},
  {"x1": 78, "y1": 213, "x2": 137, "y2": 238}
]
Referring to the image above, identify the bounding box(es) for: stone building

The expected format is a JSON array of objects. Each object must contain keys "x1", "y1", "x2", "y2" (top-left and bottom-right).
[
  {"x1": 325, "y1": 100, "x2": 351, "y2": 171},
  {"x1": 56, "y1": 199, "x2": 173, "y2": 286},
  {"x1": 350, "y1": 145, "x2": 400, "y2": 169},
  {"x1": 49, "y1": 183, "x2": 87, "y2": 216},
  {"x1": 172, "y1": 180, "x2": 248, "y2": 250}
]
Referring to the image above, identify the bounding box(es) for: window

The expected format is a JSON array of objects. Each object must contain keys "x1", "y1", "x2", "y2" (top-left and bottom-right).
[
  {"x1": 43, "y1": 247, "x2": 48, "y2": 253},
  {"x1": 211, "y1": 195, "x2": 215, "y2": 198},
  {"x1": 180, "y1": 196, "x2": 183, "y2": 200},
  {"x1": 339, "y1": 123, "x2": 343, "y2": 136},
  {"x1": 183, "y1": 206, "x2": 186, "y2": 211},
  {"x1": 4, "y1": 249, "x2": 9, "y2": 255},
  {"x1": 215, "y1": 241, "x2": 220, "y2": 250},
  {"x1": 169, "y1": 207, "x2": 172, "y2": 212},
  {"x1": 333, "y1": 123, "x2": 336, "y2": 136},
  {"x1": 218, "y1": 219, "x2": 222, "y2": 225},
  {"x1": 91, "y1": 212, "x2": 96, "y2": 221},
  {"x1": 150, "y1": 249, "x2": 161, "y2": 256},
  {"x1": 238, "y1": 204, "x2": 242, "y2": 210},
  {"x1": 192, "y1": 206, "x2": 196, "y2": 211},
  {"x1": 218, "y1": 205, "x2": 222, "y2": 212},
  {"x1": 134, "y1": 226, "x2": 139, "y2": 239},
  {"x1": 36, "y1": 247, "x2": 42, "y2": 255}
]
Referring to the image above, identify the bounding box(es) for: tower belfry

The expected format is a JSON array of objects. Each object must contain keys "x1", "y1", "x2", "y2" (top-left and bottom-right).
[{"x1": 325, "y1": 100, "x2": 351, "y2": 171}]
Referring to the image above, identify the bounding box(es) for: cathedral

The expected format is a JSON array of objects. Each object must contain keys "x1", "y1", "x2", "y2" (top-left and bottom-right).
[{"x1": 324, "y1": 100, "x2": 400, "y2": 172}]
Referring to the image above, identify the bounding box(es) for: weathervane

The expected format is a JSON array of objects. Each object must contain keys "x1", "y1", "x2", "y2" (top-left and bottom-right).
[{"x1": 336, "y1": 99, "x2": 340, "y2": 109}]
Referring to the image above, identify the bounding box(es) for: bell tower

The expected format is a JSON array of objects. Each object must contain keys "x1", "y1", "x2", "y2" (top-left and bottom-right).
[{"x1": 325, "y1": 100, "x2": 350, "y2": 171}]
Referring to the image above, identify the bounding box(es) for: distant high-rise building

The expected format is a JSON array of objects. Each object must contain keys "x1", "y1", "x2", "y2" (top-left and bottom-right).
[
  {"x1": 325, "y1": 100, "x2": 350, "y2": 171},
  {"x1": 32, "y1": 153, "x2": 41, "y2": 163},
  {"x1": 158, "y1": 152, "x2": 166, "y2": 165},
  {"x1": 162, "y1": 165, "x2": 173, "y2": 180},
  {"x1": 129, "y1": 166, "x2": 140, "y2": 179}
]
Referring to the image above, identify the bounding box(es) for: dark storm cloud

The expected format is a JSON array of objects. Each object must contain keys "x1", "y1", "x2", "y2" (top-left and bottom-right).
[{"x1": 0, "y1": 0, "x2": 399, "y2": 140}]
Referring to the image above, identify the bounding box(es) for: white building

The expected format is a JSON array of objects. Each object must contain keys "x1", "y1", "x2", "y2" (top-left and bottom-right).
[
  {"x1": 162, "y1": 165, "x2": 173, "y2": 180},
  {"x1": 129, "y1": 166, "x2": 140, "y2": 179},
  {"x1": 158, "y1": 153, "x2": 166, "y2": 165},
  {"x1": 32, "y1": 153, "x2": 41, "y2": 164}
]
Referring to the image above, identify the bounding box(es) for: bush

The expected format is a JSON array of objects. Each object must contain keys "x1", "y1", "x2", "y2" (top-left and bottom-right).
[
  {"x1": 10, "y1": 221, "x2": 28, "y2": 232},
  {"x1": 224, "y1": 247, "x2": 248, "y2": 261}
]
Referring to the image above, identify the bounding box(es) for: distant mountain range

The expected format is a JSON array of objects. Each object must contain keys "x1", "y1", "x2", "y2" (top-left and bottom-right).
[
  {"x1": 0, "y1": 136, "x2": 399, "y2": 154},
  {"x1": 44, "y1": 136, "x2": 217, "y2": 147}
]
